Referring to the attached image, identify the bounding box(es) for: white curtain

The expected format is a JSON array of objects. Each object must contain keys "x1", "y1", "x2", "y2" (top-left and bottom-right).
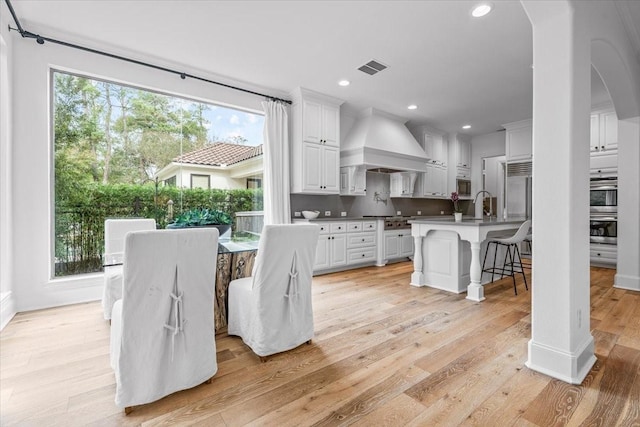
[{"x1": 262, "y1": 100, "x2": 291, "y2": 225}]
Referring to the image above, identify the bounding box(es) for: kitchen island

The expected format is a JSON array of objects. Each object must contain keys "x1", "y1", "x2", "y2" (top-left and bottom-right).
[{"x1": 409, "y1": 217, "x2": 527, "y2": 302}]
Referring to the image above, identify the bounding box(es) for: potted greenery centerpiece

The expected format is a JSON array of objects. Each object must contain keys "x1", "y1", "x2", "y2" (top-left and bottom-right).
[
  {"x1": 450, "y1": 192, "x2": 463, "y2": 222},
  {"x1": 167, "y1": 207, "x2": 233, "y2": 236}
]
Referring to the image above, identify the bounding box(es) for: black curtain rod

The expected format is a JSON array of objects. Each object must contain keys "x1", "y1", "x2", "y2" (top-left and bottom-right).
[{"x1": 3, "y1": 0, "x2": 292, "y2": 105}]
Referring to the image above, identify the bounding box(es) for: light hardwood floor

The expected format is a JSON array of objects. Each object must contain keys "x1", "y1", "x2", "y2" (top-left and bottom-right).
[{"x1": 1, "y1": 262, "x2": 638, "y2": 426}]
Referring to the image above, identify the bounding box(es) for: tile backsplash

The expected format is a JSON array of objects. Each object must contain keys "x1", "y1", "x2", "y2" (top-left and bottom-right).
[{"x1": 291, "y1": 171, "x2": 472, "y2": 218}]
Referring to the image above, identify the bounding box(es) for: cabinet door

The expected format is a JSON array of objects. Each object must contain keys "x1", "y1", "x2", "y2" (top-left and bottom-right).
[
  {"x1": 322, "y1": 104, "x2": 340, "y2": 147},
  {"x1": 422, "y1": 166, "x2": 436, "y2": 197},
  {"x1": 457, "y1": 140, "x2": 470, "y2": 168},
  {"x1": 506, "y1": 126, "x2": 532, "y2": 161},
  {"x1": 590, "y1": 114, "x2": 600, "y2": 152},
  {"x1": 330, "y1": 234, "x2": 347, "y2": 267},
  {"x1": 322, "y1": 145, "x2": 340, "y2": 193},
  {"x1": 384, "y1": 234, "x2": 400, "y2": 258},
  {"x1": 600, "y1": 111, "x2": 618, "y2": 150},
  {"x1": 302, "y1": 100, "x2": 322, "y2": 144},
  {"x1": 314, "y1": 235, "x2": 331, "y2": 270},
  {"x1": 353, "y1": 166, "x2": 366, "y2": 194},
  {"x1": 423, "y1": 133, "x2": 435, "y2": 159},
  {"x1": 400, "y1": 233, "x2": 414, "y2": 257},
  {"x1": 438, "y1": 166, "x2": 448, "y2": 196},
  {"x1": 302, "y1": 143, "x2": 323, "y2": 191}
]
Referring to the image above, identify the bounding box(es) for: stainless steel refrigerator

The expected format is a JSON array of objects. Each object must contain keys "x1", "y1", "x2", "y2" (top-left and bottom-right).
[{"x1": 506, "y1": 162, "x2": 532, "y2": 218}]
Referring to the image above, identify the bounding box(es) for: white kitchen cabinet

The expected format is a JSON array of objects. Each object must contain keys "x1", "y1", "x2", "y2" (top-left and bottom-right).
[
  {"x1": 456, "y1": 138, "x2": 471, "y2": 169},
  {"x1": 420, "y1": 130, "x2": 447, "y2": 165},
  {"x1": 314, "y1": 221, "x2": 347, "y2": 270},
  {"x1": 418, "y1": 163, "x2": 447, "y2": 198},
  {"x1": 384, "y1": 229, "x2": 413, "y2": 260},
  {"x1": 390, "y1": 172, "x2": 417, "y2": 197},
  {"x1": 340, "y1": 165, "x2": 366, "y2": 196},
  {"x1": 302, "y1": 99, "x2": 339, "y2": 147},
  {"x1": 590, "y1": 243, "x2": 616, "y2": 266},
  {"x1": 302, "y1": 143, "x2": 339, "y2": 193},
  {"x1": 504, "y1": 119, "x2": 532, "y2": 162},
  {"x1": 313, "y1": 220, "x2": 377, "y2": 272},
  {"x1": 590, "y1": 109, "x2": 618, "y2": 153},
  {"x1": 291, "y1": 88, "x2": 344, "y2": 194}
]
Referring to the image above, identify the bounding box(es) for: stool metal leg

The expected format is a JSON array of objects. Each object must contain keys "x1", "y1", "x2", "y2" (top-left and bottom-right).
[
  {"x1": 506, "y1": 244, "x2": 518, "y2": 295},
  {"x1": 514, "y1": 244, "x2": 528, "y2": 291}
]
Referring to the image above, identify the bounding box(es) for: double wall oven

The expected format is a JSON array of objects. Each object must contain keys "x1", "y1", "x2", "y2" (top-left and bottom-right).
[{"x1": 590, "y1": 177, "x2": 617, "y2": 245}]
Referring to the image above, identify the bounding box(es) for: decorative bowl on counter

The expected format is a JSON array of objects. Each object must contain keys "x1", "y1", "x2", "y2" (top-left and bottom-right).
[{"x1": 302, "y1": 210, "x2": 320, "y2": 219}]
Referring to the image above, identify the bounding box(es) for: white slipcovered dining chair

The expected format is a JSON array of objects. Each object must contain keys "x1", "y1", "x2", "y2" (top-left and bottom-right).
[
  {"x1": 227, "y1": 224, "x2": 320, "y2": 359},
  {"x1": 102, "y1": 218, "x2": 156, "y2": 320},
  {"x1": 109, "y1": 228, "x2": 219, "y2": 413}
]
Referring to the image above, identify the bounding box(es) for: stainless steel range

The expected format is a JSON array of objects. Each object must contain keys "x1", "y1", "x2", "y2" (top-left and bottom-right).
[{"x1": 384, "y1": 217, "x2": 411, "y2": 230}]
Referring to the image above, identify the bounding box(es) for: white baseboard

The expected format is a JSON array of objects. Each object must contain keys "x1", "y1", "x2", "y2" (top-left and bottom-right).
[
  {"x1": 526, "y1": 335, "x2": 597, "y2": 384},
  {"x1": 0, "y1": 291, "x2": 16, "y2": 331},
  {"x1": 614, "y1": 273, "x2": 640, "y2": 291}
]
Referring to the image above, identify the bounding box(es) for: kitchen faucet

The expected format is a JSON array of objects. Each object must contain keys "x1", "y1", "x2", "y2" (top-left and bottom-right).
[{"x1": 474, "y1": 190, "x2": 493, "y2": 218}]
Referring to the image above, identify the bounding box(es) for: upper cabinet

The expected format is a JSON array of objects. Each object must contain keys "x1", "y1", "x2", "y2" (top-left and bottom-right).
[
  {"x1": 291, "y1": 88, "x2": 344, "y2": 194},
  {"x1": 340, "y1": 165, "x2": 366, "y2": 196},
  {"x1": 590, "y1": 108, "x2": 617, "y2": 153},
  {"x1": 503, "y1": 119, "x2": 532, "y2": 162},
  {"x1": 456, "y1": 138, "x2": 471, "y2": 169},
  {"x1": 302, "y1": 99, "x2": 340, "y2": 147},
  {"x1": 390, "y1": 172, "x2": 417, "y2": 197},
  {"x1": 424, "y1": 132, "x2": 447, "y2": 166}
]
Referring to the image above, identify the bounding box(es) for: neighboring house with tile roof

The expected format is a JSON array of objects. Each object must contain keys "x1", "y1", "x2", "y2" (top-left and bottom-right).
[{"x1": 155, "y1": 142, "x2": 263, "y2": 189}]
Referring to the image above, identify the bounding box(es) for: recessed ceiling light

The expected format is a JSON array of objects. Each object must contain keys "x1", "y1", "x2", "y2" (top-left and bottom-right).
[
  {"x1": 471, "y1": 3, "x2": 492, "y2": 18},
  {"x1": 407, "y1": 104, "x2": 418, "y2": 110},
  {"x1": 462, "y1": 125, "x2": 471, "y2": 129},
  {"x1": 338, "y1": 80, "x2": 350, "y2": 87}
]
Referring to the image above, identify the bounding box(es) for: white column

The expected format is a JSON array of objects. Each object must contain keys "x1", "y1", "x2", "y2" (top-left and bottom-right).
[
  {"x1": 522, "y1": 2, "x2": 596, "y2": 384},
  {"x1": 410, "y1": 235, "x2": 425, "y2": 287},
  {"x1": 466, "y1": 241, "x2": 485, "y2": 302},
  {"x1": 615, "y1": 117, "x2": 640, "y2": 291}
]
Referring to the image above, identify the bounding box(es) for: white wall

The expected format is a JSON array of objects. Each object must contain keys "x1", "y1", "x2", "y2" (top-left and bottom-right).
[
  {"x1": 9, "y1": 27, "x2": 275, "y2": 313},
  {"x1": 0, "y1": 2, "x2": 16, "y2": 328}
]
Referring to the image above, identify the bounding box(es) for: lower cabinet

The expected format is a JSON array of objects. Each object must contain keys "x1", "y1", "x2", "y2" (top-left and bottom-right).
[
  {"x1": 590, "y1": 243, "x2": 617, "y2": 266},
  {"x1": 313, "y1": 220, "x2": 378, "y2": 273},
  {"x1": 384, "y1": 230, "x2": 414, "y2": 260},
  {"x1": 314, "y1": 222, "x2": 347, "y2": 270}
]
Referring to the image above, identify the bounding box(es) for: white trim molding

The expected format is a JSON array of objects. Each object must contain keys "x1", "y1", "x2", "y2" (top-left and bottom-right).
[
  {"x1": 614, "y1": 273, "x2": 640, "y2": 291},
  {"x1": 0, "y1": 291, "x2": 16, "y2": 330},
  {"x1": 526, "y1": 336, "x2": 597, "y2": 385}
]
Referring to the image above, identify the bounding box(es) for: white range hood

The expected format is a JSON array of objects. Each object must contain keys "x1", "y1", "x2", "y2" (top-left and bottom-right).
[{"x1": 341, "y1": 108, "x2": 428, "y2": 172}]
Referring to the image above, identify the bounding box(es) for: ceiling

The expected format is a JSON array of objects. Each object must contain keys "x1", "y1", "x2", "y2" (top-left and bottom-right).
[{"x1": 9, "y1": 1, "x2": 637, "y2": 136}]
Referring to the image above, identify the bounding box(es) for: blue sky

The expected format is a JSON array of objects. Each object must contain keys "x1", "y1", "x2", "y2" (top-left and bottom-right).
[{"x1": 203, "y1": 105, "x2": 264, "y2": 147}]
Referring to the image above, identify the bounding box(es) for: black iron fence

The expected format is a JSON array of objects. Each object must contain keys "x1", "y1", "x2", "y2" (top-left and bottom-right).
[{"x1": 54, "y1": 186, "x2": 263, "y2": 277}]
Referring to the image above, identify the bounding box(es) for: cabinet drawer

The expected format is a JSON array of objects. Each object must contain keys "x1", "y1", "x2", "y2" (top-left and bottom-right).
[
  {"x1": 316, "y1": 222, "x2": 330, "y2": 234},
  {"x1": 330, "y1": 222, "x2": 347, "y2": 233},
  {"x1": 347, "y1": 221, "x2": 363, "y2": 232},
  {"x1": 347, "y1": 247, "x2": 376, "y2": 264},
  {"x1": 590, "y1": 247, "x2": 617, "y2": 262},
  {"x1": 362, "y1": 221, "x2": 377, "y2": 231},
  {"x1": 346, "y1": 231, "x2": 376, "y2": 249}
]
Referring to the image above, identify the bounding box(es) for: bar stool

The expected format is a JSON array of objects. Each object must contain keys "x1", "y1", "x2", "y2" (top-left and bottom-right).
[{"x1": 481, "y1": 220, "x2": 532, "y2": 295}]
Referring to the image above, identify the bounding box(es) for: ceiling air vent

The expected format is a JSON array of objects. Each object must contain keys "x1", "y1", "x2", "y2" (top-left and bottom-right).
[{"x1": 358, "y1": 60, "x2": 388, "y2": 76}]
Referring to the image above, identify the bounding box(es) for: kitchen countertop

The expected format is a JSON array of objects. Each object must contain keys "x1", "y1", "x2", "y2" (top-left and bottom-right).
[
  {"x1": 409, "y1": 216, "x2": 529, "y2": 226},
  {"x1": 294, "y1": 215, "x2": 469, "y2": 222}
]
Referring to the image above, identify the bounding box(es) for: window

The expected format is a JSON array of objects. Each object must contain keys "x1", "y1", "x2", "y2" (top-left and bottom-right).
[
  {"x1": 247, "y1": 178, "x2": 262, "y2": 189},
  {"x1": 191, "y1": 174, "x2": 210, "y2": 189},
  {"x1": 52, "y1": 70, "x2": 264, "y2": 277}
]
